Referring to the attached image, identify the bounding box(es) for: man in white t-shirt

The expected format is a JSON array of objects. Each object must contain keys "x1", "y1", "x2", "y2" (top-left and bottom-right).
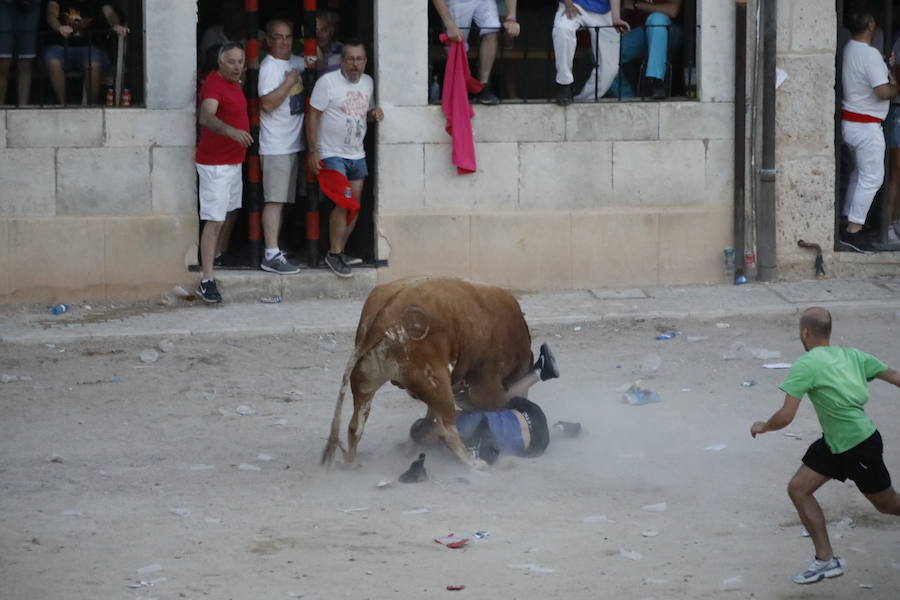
[
  {"x1": 258, "y1": 19, "x2": 305, "y2": 274},
  {"x1": 840, "y1": 10, "x2": 899, "y2": 253},
  {"x1": 306, "y1": 40, "x2": 384, "y2": 278}
]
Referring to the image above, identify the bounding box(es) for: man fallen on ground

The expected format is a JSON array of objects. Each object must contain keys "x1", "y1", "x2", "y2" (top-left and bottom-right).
[
  {"x1": 750, "y1": 307, "x2": 900, "y2": 584},
  {"x1": 410, "y1": 343, "x2": 560, "y2": 463}
]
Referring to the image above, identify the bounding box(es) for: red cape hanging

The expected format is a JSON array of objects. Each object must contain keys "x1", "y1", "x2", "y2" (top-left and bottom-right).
[{"x1": 318, "y1": 167, "x2": 360, "y2": 225}]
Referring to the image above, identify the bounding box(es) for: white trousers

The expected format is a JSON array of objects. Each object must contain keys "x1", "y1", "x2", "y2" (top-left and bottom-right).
[
  {"x1": 842, "y1": 120, "x2": 885, "y2": 225},
  {"x1": 552, "y1": 3, "x2": 620, "y2": 98}
]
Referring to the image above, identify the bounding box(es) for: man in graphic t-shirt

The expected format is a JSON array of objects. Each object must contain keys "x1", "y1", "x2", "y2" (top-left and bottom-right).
[
  {"x1": 195, "y1": 42, "x2": 252, "y2": 304},
  {"x1": 839, "y1": 9, "x2": 899, "y2": 253},
  {"x1": 751, "y1": 307, "x2": 900, "y2": 585},
  {"x1": 306, "y1": 40, "x2": 383, "y2": 278},
  {"x1": 258, "y1": 19, "x2": 305, "y2": 274},
  {"x1": 44, "y1": 0, "x2": 128, "y2": 104}
]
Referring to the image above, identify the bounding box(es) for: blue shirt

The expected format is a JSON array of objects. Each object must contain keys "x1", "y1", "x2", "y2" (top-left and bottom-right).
[
  {"x1": 456, "y1": 410, "x2": 526, "y2": 455},
  {"x1": 567, "y1": 0, "x2": 611, "y2": 15}
]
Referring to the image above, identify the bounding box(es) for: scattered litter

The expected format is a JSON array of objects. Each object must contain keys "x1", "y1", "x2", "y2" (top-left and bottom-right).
[
  {"x1": 686, "y1": 336, "x2": 708, "y2": 343},
  {"x1": 849, "y1": 546, "x2": 867, "y2": 554},
  {"x1": 169, "y1": 507, "x2": 191, "y2": 517},
  {"x1": 158, "y1": 339, "x2": 175, "y2": 353},
  {"x1": 136, "y1": 564, "x2": 162, "y2": 575},
  {"x1": 172, "y1": 285, "x2": 193, "y2": 299},
  {"x1": 189, "y1": 463, "x2": 214, "y2": 471},
  {"x1": 204, "y1": 517, "x2": 222, "y2": 524},
  {"x1": 235, "y1": 405, "x2": 256, "y2": 416},
  {"x1": 273, "y1": 418, "x2": 288, "y2": 426},
  {"x1": 139, "y1": 349, "x2": 159, "y2": 364},
  {"x1": 643, "y1": 577, "x2": 667, "y2": 584},
  {"x1": 81, "y1": 304, "x2": 92, "y2": 311},
  {"x1": 260, "y1": 296, "x2": 282, "y2": 304},
  {"x1": 399, "y1": 453, "x2": 427, "y2": 483},
  {"x1": 48, "y1": 454, "x2": 63, "y2": 463},
  {"x1": 238, "y1": 463, "x2": 261, "y2": 471},
  {"x1": 339, "y1": 507, "x2": 370, "y2": 514},
  {"x1": 720, "y1": 575, "x2": 743, "y2": 591},
  {"x1": 763, "y1": 362, "x2": 792, "y2": 369},
  {"x1": 859, "y1": 583, "x2": 874, "y2": 589},
  {"x1": 800, "y1": 528, "x2": 809, "y2": 537},
  {"x1": 623, "y1": 382, "x2": 661, "y2": 406},
  {"x1": 639, "y1": 353, "x2": 662, "y2": 374},
  {"x1": 508, "y1": 563, "x2": 556, "y2": 574},
  {"x1": 832, "y1": 517, "x2": 855, "y2": 529},
  {"x1": 402, "y1": 507, "x2": 429, "y2": 515},
  {"x1": 573, "y1": 326, "x2": 582, "y2": 332},
  {"x1": 655, "y1": 332, "x2": 676, "y2": 340},
  {"x1": 553, "y1": 421, "x2": 582, "y2": 438},
  {"x1": 715, "y1": 322, "x2": 731, "y2": 328},
  {"x1": 447, "y1": 476, "x2": 470, "y2": 485},
  {"x1": 583, "y1": 515, "x2": 608, "y2": 523},
  {"x1": 473, "y1": 530, "x2": 489, "y2": 539},
  {"x1": 256, "y1": 453, "x2": 273, "y2": 462},
  {"x1": 751, "y1": 348, "x2": 781, "y2": 360},
  {"x1": 641, "y1": 502, "x2": 667, "y2": 512},
  {"x1": 446, "y1": 584, "x2": 465, "y2": 591},
  {"x1": 704, "y1": 444, "x2": 727, "y2": 452},
  {"x1": 783, "y1": 432, "x2": 802, "y2": 440},
  {"x1": 111, "y1": 377, "x2": 121, "y2": 383},
  {"x1": 721, "y1": 353, "x2": 739, "y2": 361},
  {"x1": 741, "y1": 380, "x2": 756, "y2": 387},
  {"x1": 61, "y1": 510, "x2": 82, "y2": 516},
  {"x1": 619, "y1": 549, "x2": 642, "y2": 561},
  {"x1": 317, "y1": 337, "x2": 338, "y2": 352},
  {"x1": 434, "y1": 534, "x2": 469, "y2": 549},
  {"x1": 641, "y1": 529, "x2": 659, "y2": 538},
  {"x1": 1, "y1": 374, "x2": 22, "y2": 383},
  {"x1": 376, "y1": 479, "x2": 392, "y2": 489},
  {"x1": 50, "y1": 304, "x2": 70, "y2": 315}
]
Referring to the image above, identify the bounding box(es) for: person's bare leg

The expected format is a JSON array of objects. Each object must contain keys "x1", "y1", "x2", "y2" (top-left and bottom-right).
[
  {"x1": 216, "y1": 210, "x2": 238, "y2": 257},
  {"x1": 505, "y1": 371, "x2": 539, "y2": 400},
  {"x1": 787, "y1": 465, "x2": 834, "y2": 559},
  {"x1": 200, "y1": 220, "x2": 224, "y2": 281},
  {"x1": 0, "y1": 58, "x2": 11, "y2": 104},
  {"x1": 46, "y1": 58, "x2": 66, "y2": 103},
  {"x1": 328, "y1": 206, "x2": 349, "y2": 254},
  {"x1": 478, "y1": 31, "x2": 498, "y2": 83},
  {"x1": 340, "y1": 178, "x2": 365, "y2": 249},
  {"x1": 262, "y1": 202, "x2": 283, "y2": 250},
  {"x1": 16, "y1": 59, "x2": 33, "y2": 105},
  {"x1": 864, "y1": 486, "x2": 900, "y2": 515}
]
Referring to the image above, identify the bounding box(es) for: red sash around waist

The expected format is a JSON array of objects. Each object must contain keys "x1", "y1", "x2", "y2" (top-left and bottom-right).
[{"x1": 842, "y1": 109, "x2": 882, "y2": 123}]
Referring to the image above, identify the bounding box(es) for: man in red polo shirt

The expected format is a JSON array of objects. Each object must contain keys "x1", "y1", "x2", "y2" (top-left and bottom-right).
[{"x1": 195, "y1": 42, "x2": 252, "y2": 303}]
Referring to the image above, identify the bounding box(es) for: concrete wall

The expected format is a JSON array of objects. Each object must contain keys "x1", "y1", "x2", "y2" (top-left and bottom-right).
[
  {"x1": 0, "y1": 0, "x2": 198, "y2": 303},
  {"x1": 373, "y1": 0, "x2": 736, "y2": 289}
]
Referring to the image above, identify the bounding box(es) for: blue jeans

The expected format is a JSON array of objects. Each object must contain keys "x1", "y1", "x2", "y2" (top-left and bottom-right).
[
  {"x1": 44, "y1": 45, "x2": 111, "y2": 71},
  {"x1": 322, "y1": 156, "x2": 368, "y2": 181},
  {"x1": 609, "y1": 12, "x2": 682, "y2": 98}
]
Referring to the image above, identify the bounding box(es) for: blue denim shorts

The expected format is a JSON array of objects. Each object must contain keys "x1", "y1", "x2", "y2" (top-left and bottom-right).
[
  {"x1": 44, "y1": 45, "x2": 111, "y2": 71},
  {"x1": 321, "y1": 156, "x2": 368, "y2": 181},
  {"x1": 886, "y1": 104, "x2": 900, "y2": 149},
  {"x1": 0, "y1": 1, "x2": 41, "y2": 59}
]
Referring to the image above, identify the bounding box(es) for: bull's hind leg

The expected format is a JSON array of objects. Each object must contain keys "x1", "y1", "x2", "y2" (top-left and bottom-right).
[
  {"x1": 346, "y1": 362, "x2": 387, "y2": 465},
  {"x1": 406, "y1": 366, "x2": 486, "y2": 469}
]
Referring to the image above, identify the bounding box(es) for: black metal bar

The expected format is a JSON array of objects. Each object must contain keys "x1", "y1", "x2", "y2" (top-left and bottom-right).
[
  {"x1": 734, "y1": 0, "x2": 747, "y2": 280},
  {"x1": 757, "y1": 0, "x2": 777, "y2": 281}
]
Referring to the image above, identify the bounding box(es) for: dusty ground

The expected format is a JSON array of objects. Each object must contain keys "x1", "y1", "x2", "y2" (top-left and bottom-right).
[{"x1": 1, "y1": 309, "x2": 899, "y2": 600}]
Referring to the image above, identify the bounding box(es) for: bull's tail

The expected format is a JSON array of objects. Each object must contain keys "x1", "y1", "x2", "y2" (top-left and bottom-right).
[{"x1": 320, "y1": 349, "x2": 360, "y2": 466}]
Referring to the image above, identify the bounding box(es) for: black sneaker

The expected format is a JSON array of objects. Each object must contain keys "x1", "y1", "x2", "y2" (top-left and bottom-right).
[
  {"x1": 646, "y1": 76, "x2": 666, "y2": 100},
  {"x1": 324, "y1": 252, "x2": 353, "y2": 278},
  {"x1": 556, "y1": 83, "x2": 573, "y2": 106},
  {"x1": 260, "y1": 251, "x2": 301, "y2": 274},
  {"x1": 197, "y1": 279, "x2": 222, "y2": 304},
  {"x1": 475, "y1": 84, "x2": 500, "y2": 105},
  {"x1": 838, "y1": 230, "x2": 875, "y2": 254},
  {"x1": 534, "y1": 343, "x2": 560, "y2": 381}
]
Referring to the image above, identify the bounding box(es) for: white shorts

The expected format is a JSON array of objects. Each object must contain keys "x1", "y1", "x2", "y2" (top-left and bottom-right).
[
  {"x1": 447, "y1": 0, "x2": 501, "y2": 34},
  {"x1": 196, "y1": 163, "x2": 243, "y2": 222}
]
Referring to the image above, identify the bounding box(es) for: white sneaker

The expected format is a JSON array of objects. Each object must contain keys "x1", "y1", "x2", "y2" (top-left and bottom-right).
[{"x1": 792, "y1": 556, "x2": 844, "y2": 584}]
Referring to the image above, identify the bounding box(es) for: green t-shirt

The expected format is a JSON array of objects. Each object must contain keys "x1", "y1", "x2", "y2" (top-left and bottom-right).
[{"x1": 779, "y1": 346, "x2": 887, "y2": 454}]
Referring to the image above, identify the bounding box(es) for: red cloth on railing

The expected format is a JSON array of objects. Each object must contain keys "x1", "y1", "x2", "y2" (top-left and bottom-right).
[{"x1": 440, "y1": 33, "x2": 482, "y2": 175}]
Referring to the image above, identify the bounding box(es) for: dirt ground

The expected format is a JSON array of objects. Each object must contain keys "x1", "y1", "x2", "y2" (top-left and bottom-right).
[{"x1": 1, "y1": 309, "x2": 899, "y2": 600}]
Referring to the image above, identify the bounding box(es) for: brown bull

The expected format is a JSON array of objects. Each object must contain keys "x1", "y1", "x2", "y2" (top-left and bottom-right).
[{"x1": 321, "y1": 277, "x2": 534, "y2": 469}]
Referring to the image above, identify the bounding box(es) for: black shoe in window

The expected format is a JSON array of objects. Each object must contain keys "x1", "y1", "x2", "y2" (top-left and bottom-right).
[
  {"x1": 556, "y1": 83, "x2": 573, "y2": 106},
  {"x1": 838, "y1": 230, "x2": 876, "y2": 254},
  {"x1": 475, "y1": 84, "x2": 500, "y2": 105},
  {"x1": 646, "y1": 77, "x2": 666, "y2": 100}
]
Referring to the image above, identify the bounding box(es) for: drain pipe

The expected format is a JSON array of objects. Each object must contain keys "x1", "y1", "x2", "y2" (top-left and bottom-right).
[
  {"x1": 734, "y1": 0, "x2": 747, "y2": 281},
  {"x1": 756, "y1": 0, "x2": 777, "y2": 281}
]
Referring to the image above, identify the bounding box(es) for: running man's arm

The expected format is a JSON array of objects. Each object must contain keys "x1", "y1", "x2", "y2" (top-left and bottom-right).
[
  {"x1": 875, "y1": 368, "x2": 900, "y2": 387},
  {"x1": 751, "y1": 394, "x2": 801, "y2": 437}
]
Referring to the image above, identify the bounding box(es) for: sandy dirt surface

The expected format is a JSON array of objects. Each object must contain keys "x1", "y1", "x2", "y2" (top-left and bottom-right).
[{"x1": 1, "y1": 309, "x2": 899, "y2": 600}]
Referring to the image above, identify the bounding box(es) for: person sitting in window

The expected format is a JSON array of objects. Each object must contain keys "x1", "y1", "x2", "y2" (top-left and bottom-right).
[
  {"x1": 0, "y1": 0, "x2": 41, "y2": 105},
  {"x1": 607, "y1": 0, "x2": 682, "y2": 100},
  {"x1": 199, "y1": 0, "x2": 264, "y2": 73},
  {"x1": 44, "y1": 0, "x2": 128, "y2": 105}
]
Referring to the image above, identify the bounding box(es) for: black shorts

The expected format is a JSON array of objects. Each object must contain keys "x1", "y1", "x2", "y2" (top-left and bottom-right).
[{"x1": 802, "y1": 430, "x2": 892, "y2": 494}]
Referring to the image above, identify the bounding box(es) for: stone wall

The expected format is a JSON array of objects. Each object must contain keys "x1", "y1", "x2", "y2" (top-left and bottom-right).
[
  {"x1": 0, "y1": 0, "x2": 198, "y2": 303},
  {"x1": 373, "y1": 0, "x2": 737, "y2": 290}
]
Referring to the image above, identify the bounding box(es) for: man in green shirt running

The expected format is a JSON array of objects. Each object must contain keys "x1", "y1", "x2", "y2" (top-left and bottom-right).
[{"x1": 751, "y1": 307, "x2": 900, "y2": 585}]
